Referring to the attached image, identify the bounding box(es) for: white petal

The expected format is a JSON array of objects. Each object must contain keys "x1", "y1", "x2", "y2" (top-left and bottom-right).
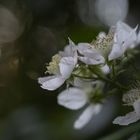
[
  {"x1": 77, "y1": 43, "x2": 92, "y2": 55},
  {"x1": 113, "y1": 111, "x2": 140, "y2": 125},
  {"x1": 77, "y1": 43, "x2": 105, "y2": 64},
  {"x1": 109, "y1": 22, "x2": 137, "y2": 60},
  {"x1": 78, "y1": 43, "x2": 103, "y2": 57},
  {"x1": 74, "y1": 104, "x2": 102, "y2": 129},
  {"x1": 137, "y1": 31, "x2": 140, "y2": 44},
  {"x1": 79, "y1": 55, "x2": 105, "y2": 65},
  {"x1": 123, "y1": 28, "x2": 137, "y2": 49},
  {"x1": 38, "y1": 76, "x2": 51, "y2": 84},
  {"x1": 59, "y1": 57, "x2": 76, "y2": 79},
  {"x1": 109, "y1": 21, "x2": 138, "y2": 61},
  {"x1": 63, "y1": 38, "x2": 76, "y2": 57},
  {"x1": 116, "y1": 21, "x2": 136, "y2": 37},
  {"x1": 133, "y1": 99, "x2": 140, "y2": 115},
  {"x1": 108, "y1": 43, "x2": 124, "y2": 60},
  {"x1": 57, "y1": 88, "x2": 88, "y2": 110},
  {"x1": 38, "y1": 76, "x2": 65, "y2": 91},
  {"x1": 101, "y1": 64, "x2": 110, "y2": 74},
  {"x1": 68, "y1": 37, "x2": 75, "y2": 47}
]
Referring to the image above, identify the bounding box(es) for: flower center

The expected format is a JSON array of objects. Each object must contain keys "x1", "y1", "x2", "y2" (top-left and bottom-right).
[
  {"x1": 46, "y1": 54, "x2": 61, "y2": 74},
  {"x1": 91, "y1": 29, "x2": 114, "y2": 57}
]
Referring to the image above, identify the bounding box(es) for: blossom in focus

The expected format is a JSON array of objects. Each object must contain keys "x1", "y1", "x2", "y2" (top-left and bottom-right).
[
  {"x1": 38, "y1": 39, "x2": 77, "y2": 90},
  {"x1": 113, "y1": 89, "x2": 140, "y2": 125},
  {"x1": 78, "y1": 21, "x2": 139, "y2": 63},
  {"x1": 57, "y1": 78, "x2": 103, "y2": 129},
  {"x1": 108, "y1": 21, "x2": 138, "y2": 60}
]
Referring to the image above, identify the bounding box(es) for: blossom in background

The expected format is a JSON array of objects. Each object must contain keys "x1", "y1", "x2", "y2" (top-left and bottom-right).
[
  {"x1": 57, "y1": 78, "x2": 103, "y2": 129},
  {"x1": 38, "y1": 39, "x2": 77, "y2": 90},
  {"x1": 113, "y1": 89, "x2": 140, "y2": 125}
]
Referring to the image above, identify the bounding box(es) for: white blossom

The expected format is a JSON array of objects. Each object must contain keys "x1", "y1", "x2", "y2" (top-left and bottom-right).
[
  {"x1": 57, "y1": 78, "x2": 103, "y2": 129},
  {"x1": 108, "y1": 21, "x2": 140, "y2": 60},
  {"x1": 77, "y1": 31, "x2": 114, "y2": 75},
  {"x1": 113, "y1": 89, "x2": 140, "y2": 125},
  {"x1": 78, "y1": 21, "x2": 139, "y2": 63},
  {"x1": 38, "y1": 39, "x2": 77, "y2": 91},
  {"x1": 109, "y1": 21, "x2": 138, "y2": 60},
  {"x1": 77, "y1": 27, "x2": 114, "y2": 64}
]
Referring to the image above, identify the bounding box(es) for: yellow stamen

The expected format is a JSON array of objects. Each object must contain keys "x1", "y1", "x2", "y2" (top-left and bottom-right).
[{"x1": 47, "y1": 54, "x2": 61, "y2": 74}]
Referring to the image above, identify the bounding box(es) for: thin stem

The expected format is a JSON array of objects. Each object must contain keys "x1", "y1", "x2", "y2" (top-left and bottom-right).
[
  {"x1": 94, "y1": 72, "x2": 128, "y2": 91},
  {"x1": 72, "y1": 73, "x2": 128, "y2": 91},
  {"x1": 72, "y1": 74, "x2": 97, "y2": 80},
  {"x1": 112, "y1": 61, "x2": 116, "y2": 78}
]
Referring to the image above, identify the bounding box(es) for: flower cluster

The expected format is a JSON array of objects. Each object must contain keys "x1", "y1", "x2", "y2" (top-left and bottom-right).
[{"x1": 38, "y1": 21, "x2": 140, "y2": 129}]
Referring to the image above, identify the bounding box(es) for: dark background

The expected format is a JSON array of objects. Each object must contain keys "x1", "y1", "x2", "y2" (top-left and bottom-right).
[{"x1": 0, "y1": 0, "x2": 140, "y2": 140}]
